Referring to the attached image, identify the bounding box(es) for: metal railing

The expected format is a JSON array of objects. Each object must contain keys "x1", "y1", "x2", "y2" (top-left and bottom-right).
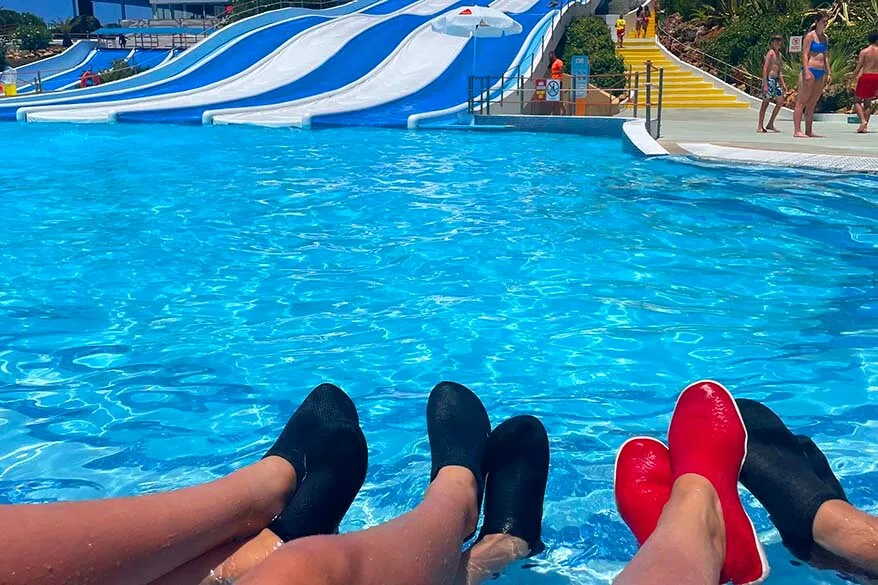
[
  {"x1": 656, "y1": 20, "x2": 762, "y2": 96},
  {"x1": 467, "y1": 65, "x2": 664, "y2": 138}
]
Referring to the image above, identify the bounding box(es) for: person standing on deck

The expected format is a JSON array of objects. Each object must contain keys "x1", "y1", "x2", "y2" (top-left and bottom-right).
[
  {"x1": 852, "y1": 31, "x2": 878, "y2": 133},
  {"x1": 757, "y1": 35, "x2": 787, "y2": 133}
]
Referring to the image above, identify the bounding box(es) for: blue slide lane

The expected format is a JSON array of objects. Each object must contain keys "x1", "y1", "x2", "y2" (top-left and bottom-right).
[
  {"x1": 39, "y1": 49, "x2": 132, "y2": 92},
  {"x1": 85, "y1": 18, "x2": 327, "y2": 100},
  {"x1": 129, "y1": 49, "x2": 173, "y2": 70},
  {"x1": 312, "y1": 9, "x2": 546, "y2": 127},
  {"x1": 115, "y1": 0, "x2": 473, "y2": 125},
  {"x1": 0, "y1": 17, "x2": 325, "y2": 120},
  {"x1": 14, "y1": 41, "x2": 97, "y2": 88},
  {"x1": 0, "y1": 0, "x2": 379, "y2": 113}
]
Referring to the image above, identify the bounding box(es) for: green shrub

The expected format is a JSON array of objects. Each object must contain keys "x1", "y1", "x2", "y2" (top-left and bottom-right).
[
  {"x1": 561, "y1": 16, "x2": 626, "y2": 91},
  {"x1": 0, "y1": 45, "x2": 7, "y2": 70},
  {"x1": 98, "y1": 59, "x2": 146, "y2": 84},
  {"x1": 699, "y1": 15, "x2": 803, "y2": 64},
  {"x1": 830, "y1": 21, "x2": 874, "y2": 60},
  {"x1": 17, "y1": 24, "x2": 52, "y2": 51},
  {"x1": 663, "y1": 0, "x2": 706, "y2": 19}
]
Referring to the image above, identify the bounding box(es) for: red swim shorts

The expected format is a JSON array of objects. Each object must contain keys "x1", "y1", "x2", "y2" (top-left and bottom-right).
[{"x1": 856, "y1": 73, "x2": 878, "y2": 100}]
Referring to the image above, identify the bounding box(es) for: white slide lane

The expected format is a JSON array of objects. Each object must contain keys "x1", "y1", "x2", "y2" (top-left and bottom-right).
[
  {"x1": 22, "y1": 0, "x2": 455, "y2": 123},
  {"x1": 208, "y1": 0, "x2": 537, "y2": 128}
]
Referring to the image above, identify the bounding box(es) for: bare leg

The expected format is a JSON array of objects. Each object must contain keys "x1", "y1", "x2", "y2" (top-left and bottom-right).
[
  {"x1": 236, "y1": 466, "x2": 478, "y2": 585},
  {"x1": 614, "y1": 474, "x2": 725, "y2": 585},
  {"x1": 147, "y1": 529, "x2": 284, "y2": 585},
  {"x1": 758, "y1": 99, "x2": 770, "y2": 132},
  {"x1": 813, "y1": 500, "x2": 878, "y2": 576},
  {"x1": 855, "y1": 101, "x2": 869, "y2": 133},
  {"x1": 0, "y1": 456, "x2": 295, "y2": 585},
  {"x1": 794, "y1": 73, "x2": 810, "y2": 138},
  {"x1": 766, "y1": 97, "x2": 784, "y2": 131},
  {"x1": 805, "y1": 77, "x2": 825, "y2": 137}
]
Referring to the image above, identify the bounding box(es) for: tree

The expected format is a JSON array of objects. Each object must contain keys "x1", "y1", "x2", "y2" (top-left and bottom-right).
[
  {"x1": 52, "y1": 17, "x2": 74, "y2": 47},
  {"x1": 17, "y1": 24, "x2": 52, "y2": 51},
  {"x1": 71, "y1": 15, "x2": 102, "y2": 34},
  {"x1": 0, "y1": 9, "x2": 45, "y2": 29}
]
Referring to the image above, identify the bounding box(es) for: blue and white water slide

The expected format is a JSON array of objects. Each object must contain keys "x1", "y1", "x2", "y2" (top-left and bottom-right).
[
  {"x1": 4, "y1": 0, "x2": 378, "y2": 121},
  {"x1": 21, "y1": 0, "x2": 466, "y2": 123},
  {"x1": 205, "y1": 0, "x2": 554, "y2": 128},
  {"x1": 15, "y1": 0, "x2": 574, "y2": 127}
]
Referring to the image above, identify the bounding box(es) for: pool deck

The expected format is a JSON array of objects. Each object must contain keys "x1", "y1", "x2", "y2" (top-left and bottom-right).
[{"x1": 656, "y1": 109, "x2": 878, "y2": 173}]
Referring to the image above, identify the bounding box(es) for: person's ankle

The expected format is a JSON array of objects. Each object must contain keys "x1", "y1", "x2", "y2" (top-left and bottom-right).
[
  {"x1": 670, "y1": 474, "x2": 726, "y2": 562},
  {"x1": 813, "y1": 499, "x2": 856, "y2": 552},
  {"x1": 254, "y1": 456, "x2": 298, "y2": 520},
  {"x1": 435, "y1": 466, "x2": 480, "y2": 536}
]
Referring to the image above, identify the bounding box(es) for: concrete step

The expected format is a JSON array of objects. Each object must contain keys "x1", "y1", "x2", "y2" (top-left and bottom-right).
[
  {"x1": 625, "y1": 101, "x2": 749, "y2": 108},
  {"x1": 657, "y1": 80, "x2": 719, "y2": 88},
  {"x1": 632, "y1": 95, "x2": 746, "y2": 104},
  {"x1": 626, "y1": 70, "x2": 697, "y2": 79},
  {"x1": 659, "y1": 90, "x2": 736, "y2": 98}
]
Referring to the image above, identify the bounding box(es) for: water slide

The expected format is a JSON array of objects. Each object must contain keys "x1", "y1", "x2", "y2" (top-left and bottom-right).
[
  {"x1": 37, "y1": 49, "x2": 133, "y2": 93},
  {"x1": 21, "y1": 0, "x2": 452, "y2": 124},
  {"x1": 311, "y1": 6, "x2": 551, "y2": 127},
  {"x1": 48, "y1": 49, "x2": 174, "y2": 92},
  {"x1": 205, "y1": 0, "x2": 548, "y2": 128},
  {"x1": 13, "y1": 0, "x2": 563, "y2": 127},
  {"x1": 2, "y1": 0, "x2": 379, "y2": 120},
  {"x1": 13, "y1": 41, "x2": 98, "y2": 91}
]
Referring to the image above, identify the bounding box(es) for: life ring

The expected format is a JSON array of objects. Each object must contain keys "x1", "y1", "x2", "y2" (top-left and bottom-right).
[{"x1": 80, "y1": 71, "x2": 101, "y2": 88}]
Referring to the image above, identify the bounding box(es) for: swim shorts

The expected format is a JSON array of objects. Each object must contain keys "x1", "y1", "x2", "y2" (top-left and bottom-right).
[
  {"x1": 763, "y1": 77, "x2": 783, "y2": 99},
  {"x1": 855, "y1": 73, "x2": 878, "y2": 100}
]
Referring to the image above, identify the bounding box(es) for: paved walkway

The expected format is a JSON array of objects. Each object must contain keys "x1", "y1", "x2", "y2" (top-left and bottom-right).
[{"x1": 653, "y1": 109, "x2": 878, "y2": 172}]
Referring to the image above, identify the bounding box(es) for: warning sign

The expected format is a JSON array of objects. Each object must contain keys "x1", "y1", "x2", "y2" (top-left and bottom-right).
[
  {"x1": 535, "y1": 78, "x2": 547, "y2": 101},
  {"x1": 789, "y1": 35, "x2": 803, "y2": 53},
  {"x1": 546, "y1": 78, "x2": 561, "y2": 102}
]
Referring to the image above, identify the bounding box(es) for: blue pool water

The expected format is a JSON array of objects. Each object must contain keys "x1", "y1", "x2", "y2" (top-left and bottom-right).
[{"x1": 1, "y1": 124, "x2": 877, "y2": 584}]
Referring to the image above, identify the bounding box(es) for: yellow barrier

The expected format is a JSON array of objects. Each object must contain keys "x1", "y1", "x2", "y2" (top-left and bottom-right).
[{"x1": 1, "y1": 83, "x2": 17, "y2": 97}]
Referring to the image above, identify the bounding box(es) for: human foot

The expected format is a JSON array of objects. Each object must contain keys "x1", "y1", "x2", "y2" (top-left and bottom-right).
[
  {"x1": 794, "y1": 131, "x2": 808, "y2": 138},
  {"x1": 428, "y1": 381, "x2": 491, "y2": 535},
  {"x1": 477, "y1": 415, "x2": 550, "y2": 556},
  {"x1": 614, "y1": 437, "x2": 672, "y2": 546},
  {"x1": 766, "y1": 126, "x2": 780, "y2": 133},
  {"x1": 669, "y1": 381, "x2": 769, "y2": 585},
  {"x1": 267, "y1": 423, "x2": 368, "y2": 541},
  {"x1": 736, "y1": 399, "x2": 847, "y2": 561},
  {"x1": 757, "y1": 127, "x2": 767, "y2": 133},
  {"x1": 264, "y1": 383, "x2": 361, "y2": 488},
  {"x1": 264, "y1": 383, "x2": 368, "y2": 541},
  {"x1": 857, "y1": 124, "x2": 868, "y2": 133},
  {"x1": 806, "y1": 133, "x2": 824, "y2": 138}
]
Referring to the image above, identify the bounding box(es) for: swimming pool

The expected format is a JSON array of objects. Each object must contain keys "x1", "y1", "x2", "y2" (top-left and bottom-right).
[{"x1": 0, "y1": 123, "x2": 876, "y2": 584}]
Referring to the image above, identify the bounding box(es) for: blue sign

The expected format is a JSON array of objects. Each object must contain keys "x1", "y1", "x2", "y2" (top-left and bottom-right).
[{"x1": 572, "y1": 55, "x2": 590, "y2": 99}]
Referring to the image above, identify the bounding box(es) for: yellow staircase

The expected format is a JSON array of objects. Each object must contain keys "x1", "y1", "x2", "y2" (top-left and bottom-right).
[{"x1": 618, "y1": 24, "x2": 748, "y2": 109}]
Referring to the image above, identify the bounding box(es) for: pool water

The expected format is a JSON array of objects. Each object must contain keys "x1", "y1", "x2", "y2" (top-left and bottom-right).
[{"x1": 1, "y1": 124, "x2": 877, "y2": 584}]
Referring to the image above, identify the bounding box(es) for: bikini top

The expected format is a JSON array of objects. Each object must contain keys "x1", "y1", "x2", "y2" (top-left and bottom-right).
[{"x1": 810, "y1": 40, "x2": 828, "y2": 53}]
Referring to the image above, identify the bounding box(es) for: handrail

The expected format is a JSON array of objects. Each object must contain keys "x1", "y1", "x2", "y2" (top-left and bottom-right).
[
  {"x1": 207, "y1": 0, "x2": 353, "y2": 34},
  {"x1": 656, "y1": 18, "x2": 762, "y2": 95}
]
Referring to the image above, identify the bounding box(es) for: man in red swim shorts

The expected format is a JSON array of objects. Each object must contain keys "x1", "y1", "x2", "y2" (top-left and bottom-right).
[{"x1": 853, "y1": 31, "x2": 878, "y2": 133}]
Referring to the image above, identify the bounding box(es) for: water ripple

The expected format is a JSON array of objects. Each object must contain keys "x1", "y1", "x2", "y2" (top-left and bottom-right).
[{"x1": 0, "y1": 124, "x2": 877, "y2": 584}]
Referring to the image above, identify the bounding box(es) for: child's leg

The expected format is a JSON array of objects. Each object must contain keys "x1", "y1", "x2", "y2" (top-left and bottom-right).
[
  {"x1": 757, "y1": 98, "x2": 770, "y2": 131},
  {"x1": 766, "y1": 96, "x2": 784, "y2": 130}
]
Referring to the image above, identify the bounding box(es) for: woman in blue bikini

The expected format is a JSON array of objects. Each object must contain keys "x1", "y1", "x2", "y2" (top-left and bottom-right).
[{"x1": 794, "y1": 12, "x2": 831, "y2": 138}]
